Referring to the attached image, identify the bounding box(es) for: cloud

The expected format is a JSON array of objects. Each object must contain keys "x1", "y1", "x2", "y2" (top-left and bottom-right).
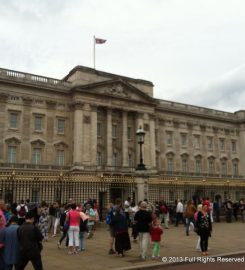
[{"x1": 175, "y1": 64, "x2": 245, "y2": 112}]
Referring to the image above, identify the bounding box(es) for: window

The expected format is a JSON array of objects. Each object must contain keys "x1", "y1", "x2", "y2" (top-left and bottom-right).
[
  {"x1": 128, "y1": 154, "x2": 133, "y2": 167},
  {"x1": 182, "y1": 158, "x2": 188, "y2": 173},
  {"x1": 96, "y1": 152, "x2": 102, "y2": 166},
  {"x1": 221, "y1": 159, "x2": 227, "y2": 176},
  {"x1": 208, "y1": 159, "x2": 215, "y2": 174},
  {"x1": 32, "y1": 148, "x2": 41, "y2": 164},
  {"x1": 166, "y1": 132, "x2": 173, "y2": 145},
  {"x1": 56, "y1": 150, "x2": 64, "y2": 166},
  {"x1": 232, "y1": 161, "x2": 238, "y2": 176},
  {"x1": 193, "y1": 135, "x2": 200, "y2": 149},
  {"x1": 167, "y1": 158, "x2": 173, "y2": 173},
  {"x1": 219, "y1": 138, "x2": 225, "y2": 151},
  {"x1": 195, "y1": 159, "x2": 202, "y2": 174},
  {"x1": 112, "y1": 153, "x2": 118, "y2": 166},
  {"x1": 127, "y1": 127, "x2": 132, "y2": 140},
  {"x1": 57, "y1": 119, "x2": 65, "y2": 134},
  {"x1": 207, "y1": 137, "x2": 213, "y2": 150},
  {"x1": 97, "y1": 123, "x2": 101, "y2": 137},
  {"x1": 181, "y1": 133, "x2": 187, "y2": 146},
  {"x1": 8, "y1": 146, "x2": 16, "y2": 163},
  {"x1": 112, "y1": 124, "x2": 117, "y2": 138},
  {"x1": 10, "y1": 113, "x2": 18, "y2": 128},
  {"x1": 34, "y1": 116, "x2": 42, "y2": 131},
  {"x1": 231, "y1": 141, "x2": 237, "y2": 153}
]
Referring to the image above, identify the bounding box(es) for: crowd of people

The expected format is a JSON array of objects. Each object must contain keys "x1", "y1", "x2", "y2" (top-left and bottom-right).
[{"x1": 0, "y1": 195, "x2": 244, "y2": 269}]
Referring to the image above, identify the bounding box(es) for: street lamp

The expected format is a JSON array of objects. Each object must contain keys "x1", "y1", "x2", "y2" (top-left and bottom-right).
[
  {"x1": 136, "y1": 126, "x2": 146, "y2": 170},
  {"x1": 59, "y1": 172, "x2": 63, "y2": 203},
  {"x1": 202, "y1": 178, "x2": 206, "y2": 197},
  {"x1": 226, "y1": 179, "x2": 230, "y2": 197}
]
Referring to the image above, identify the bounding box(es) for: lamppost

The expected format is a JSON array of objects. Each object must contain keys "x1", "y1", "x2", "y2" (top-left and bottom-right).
[
  {"x1": 136, "y1": 126, "x2": 146, "y2": 170},
  {"x1": 9, "y1": 170, "x2": 15, "y2": 203},
  {"x1": 202, "y1": 178, "x2": 206, "y2": 197},
  {"x1": 59, "y1": 172, "x2": 63, "y2": 203},
  {"x1": 226, "y1": 179, "x2": 230, "y2": 197}
]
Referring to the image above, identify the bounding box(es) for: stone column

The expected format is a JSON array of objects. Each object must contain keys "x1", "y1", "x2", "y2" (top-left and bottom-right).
[
  {"x1": 90, "y1": 105, "x2": 97, "y2": 166},
  {"x1": 21, "y1": 97, "x2": 33, "y2": 163},
  {"x1": 106, "y1": 108, "x2": 112, "y2": 166},
  {"x1": 135, "y1": 173, "x2": 148, "y2": 202},
  {"x1": 149, "y1": 114, "x2": 156, "y2": 168},
  {"x1": 122, "y1": 111, "x2": 128, "y2": 167},
  {"x1": 46, "y1": 100, "x2": 56, "y2": 165},
  {"x1": 0, "y1": 94, "x2": 8, "y2": 161},
  {"x1": 73, "y1": 102, "x2": 83, "y2": 165}
]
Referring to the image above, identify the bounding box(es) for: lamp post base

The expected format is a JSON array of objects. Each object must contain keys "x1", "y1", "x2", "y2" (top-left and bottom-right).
[{"x1": 136, "y1": 163, "x2": 146, "y2": 170}]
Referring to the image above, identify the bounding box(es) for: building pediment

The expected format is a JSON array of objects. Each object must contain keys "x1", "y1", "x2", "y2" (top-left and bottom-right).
[{"x1": 71, "y1": 79, "x2": 154, "y2": 104}]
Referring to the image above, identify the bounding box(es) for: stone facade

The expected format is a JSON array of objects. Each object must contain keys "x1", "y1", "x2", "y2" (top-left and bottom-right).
[{"x1": 0, "y1": 66, "x2": 244, "y2": 205}]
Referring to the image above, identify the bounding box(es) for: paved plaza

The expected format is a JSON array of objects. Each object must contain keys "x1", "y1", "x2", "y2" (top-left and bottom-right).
[{"x1": 23, "y1": 221, "x2": 245, "y2": 270}]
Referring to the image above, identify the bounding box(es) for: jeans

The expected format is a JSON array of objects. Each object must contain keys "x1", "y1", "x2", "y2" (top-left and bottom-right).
[
  {"x1": 138, "y1": 232, "x2": 150, "y2": 259},
  {"x1": 186, "y1": 217, "x2": 194, "y2": 235},
  {"x1": 5, "y1": 264, "x2": 19, "y2": 270},
  {"x1": 68, "y1": 226, "x2": 79, "y2": 247},
  {"x1": 79, "y1": 231, "x2": 86, "y2": 250}
]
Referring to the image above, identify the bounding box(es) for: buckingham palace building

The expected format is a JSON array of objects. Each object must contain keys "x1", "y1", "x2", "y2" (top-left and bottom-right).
[{"x1": 0, "y1": 65, "x2": 245, "y2": 208}]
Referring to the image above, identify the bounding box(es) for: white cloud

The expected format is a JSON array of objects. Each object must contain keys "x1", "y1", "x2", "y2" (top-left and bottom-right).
[{"x1": 0, "y1": 0, "x2": 245, "y2": 112}]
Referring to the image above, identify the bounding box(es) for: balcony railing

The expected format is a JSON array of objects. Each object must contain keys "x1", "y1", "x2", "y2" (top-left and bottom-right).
[{"x1": 0, "y1": 68, "x2": 70, "y2": 89}]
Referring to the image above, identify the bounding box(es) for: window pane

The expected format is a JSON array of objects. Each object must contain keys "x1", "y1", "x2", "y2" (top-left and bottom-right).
[
  {"x1": 96, "y1": 152, "x2": 102, "y2": 166},
  {"x1": 56, "y1": 150, "x2": 64, "y2": 166},
  {"x1": 97, "y1": 123, "x2": 101, "y2": 137},
  {"x1": 10, "y1": 113, "x2": 18, "y2": 128},
  {"x1": 166, "y1": 132, "x2": 173, "y2": 145},
  {"x1": 35, "y1": 116, "x2": 42, "y2": 131},
  {"x1": 181, "y1": 134, "x2": 187, "y2": 146},
  {"x1": 112, "y1": 153, "x2": 117, "y2": 166},
  {"x1": 32, "y1": 148, "x2": 41, "y2": 164},
  {"x1": 57, "y1": 119, "x2": 65, "y2": 134},
  {"x1": 112, "y1": 125, "x2": 117, "y2": 138},
  {"x1": 127, "y1": 127, "x2": 131, "y2": 140},
  {"x1": 8, "y1": 146, "x2": 16, "y2": 163}
]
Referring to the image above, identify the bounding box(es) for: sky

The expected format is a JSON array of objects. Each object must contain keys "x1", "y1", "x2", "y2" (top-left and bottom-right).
[{"x1": 0, "y1": 0, "x2": 245, "y2": 112}]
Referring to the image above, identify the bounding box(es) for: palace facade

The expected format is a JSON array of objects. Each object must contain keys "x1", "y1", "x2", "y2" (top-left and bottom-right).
[{"x1": 0, "y1": 66, "x2": 245, "y2": 209}]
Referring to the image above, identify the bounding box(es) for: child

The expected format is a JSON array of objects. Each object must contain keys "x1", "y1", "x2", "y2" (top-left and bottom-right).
[
  {"x1": 39, "y1": 211, "x2": 49, "y2": 241},
  {"x1": 150, "y1": 218, "x2": 163, "y2": 259}
]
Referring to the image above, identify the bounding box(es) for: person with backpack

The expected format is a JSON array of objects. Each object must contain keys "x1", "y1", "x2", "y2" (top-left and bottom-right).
[{"x1": 16, "y1": 200, "x2": 28, "y2": 225}]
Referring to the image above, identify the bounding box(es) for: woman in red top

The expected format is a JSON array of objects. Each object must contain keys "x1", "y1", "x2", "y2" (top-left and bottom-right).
[
  {"x1": 150, "y1": 218, "x2": 163, "y2": 259},
  {"x1": 66, "y1": 203, "x2": 80, "y2": 254}
]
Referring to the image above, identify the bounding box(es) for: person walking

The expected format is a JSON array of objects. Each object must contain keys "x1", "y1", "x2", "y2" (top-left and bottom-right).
[
  {"x1": 239, "y1": 199, "x2": 245, "y2": 222},
  {"x1": 196, "y1": 204, "x2": 212, "y2": 256},
  {"x1": 111, "y1": 207, "x2": 131, "y2": 257},
  {"x1": 175, "y1": 199, "x2": 184, "y2": 226},
  {"x1": 66, "y1": 203, "x2": 80, "y2": 254},
  {"x1": 2, "y1": 215, "x2": 20, "y2": 270},
  {"x1": 184, "y1": 200, "x2": 196, "y2": 236},
  {"x1": 150, "y1": 218, "x2": 163, "y2": 259},
  {"x1": 17, "y1": 212, "x2": 44, "y2": 270},
  {"x1": 16, "y1": 200, "x2": 28, "y2": 226},
  {"x1": 134, "y1": 201, "x2": 152, "y2": 260}
]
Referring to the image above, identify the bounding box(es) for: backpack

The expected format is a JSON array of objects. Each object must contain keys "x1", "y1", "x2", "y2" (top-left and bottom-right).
[
  {"x1": 106, "y1": 209, "x2": 113, "y2": 225},
  {"x1": 79, "y1": 218, "x2": 88, "y2": 232},
  {"x1": 19, "y1": 205, "x2": 27, "y2": 217}
]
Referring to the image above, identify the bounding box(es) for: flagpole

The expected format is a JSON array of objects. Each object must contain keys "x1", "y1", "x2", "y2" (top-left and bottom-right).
[{"x1": 93, "y1": 35, "x2": 96, "y2": 69}]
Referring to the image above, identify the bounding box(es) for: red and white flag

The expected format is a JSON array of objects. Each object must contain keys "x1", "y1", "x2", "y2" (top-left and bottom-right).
[{"x1": 95, "y1": 37, "x2": 106, "y2": 44}]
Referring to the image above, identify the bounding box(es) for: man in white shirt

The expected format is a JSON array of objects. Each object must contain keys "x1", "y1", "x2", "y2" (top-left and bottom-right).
[{"x1": 175, "y1": 199, "x2": 184, "y2": 227}]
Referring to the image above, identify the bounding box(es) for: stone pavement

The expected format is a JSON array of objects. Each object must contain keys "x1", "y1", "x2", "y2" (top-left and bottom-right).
[{"x1": 25, "y1": 222, "x2": 245, "y2": 270}]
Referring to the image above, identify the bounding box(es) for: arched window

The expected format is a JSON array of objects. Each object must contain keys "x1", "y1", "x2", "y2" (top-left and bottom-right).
[
  {"x1": 232, "y1": 158, "x2": 239, "y2": 177},
  {"x1": 166, "y1": 152, "x2": 174, "y2": 174},
  {"x1": 195, "y1": 155, "x2": 202, "y2": 174},
  {"x1": 54, "y1": 142, "x2": 68, "y2": 166},
  {"x1": 31, "y1": 139, "x2": 45, "y2": 165},
  {"x1": 220, "y1": 157, "x2": 227, "y2": 176},
  {"x1": 181, "y1": 154, "x2": 189, "y2": 173},
  {"x1": 208, "y1": 156, "x2": 215, "y2": 175},
  {"x1": 5, "y1": 137, "x2": 21, "y2": 164}
]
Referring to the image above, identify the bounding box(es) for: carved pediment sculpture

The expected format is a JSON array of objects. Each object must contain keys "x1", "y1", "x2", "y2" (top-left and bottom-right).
[{"x1": 107, "y1": 84, "x2": 130, "y2": 98}]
